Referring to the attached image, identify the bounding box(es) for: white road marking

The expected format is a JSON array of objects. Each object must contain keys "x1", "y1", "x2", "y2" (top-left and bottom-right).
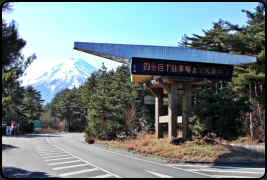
[
  {"x1": 167, "y1": 164, "x2": 265, "y2": 170},
  {"x1": 91, "y1": 174, "x2": 113, "y2": 178},
  {"x1": 213, "y1": 175, "x2": 255, "y2": 178},
  {"x1": 48, "y1": 160, "x2": 82, "y2": 166},
  {"x1": 35, "y1": 147, "x2": 59, "y2": 150},
  {"x1": 145, "y1": 170, "x2": 173, "y2": 178},
  {"x1": 59, "y1": 168, "x2": 98, "y2": 177},
  {"x1": 53, "y1": 164, "x2": 89, "y2": 170},
  {"x1": 45, "y1": 157, "x2": 75, "y2": 161},
  {"x1": 46, "y1": 135, "x2": 121, "y2": 178},
  {"x1": 40, "y1": 152, "x2": 67, "y2": 156},
  {"x1": 42, "y1": 154, "x2": 70, "y2": 158},
  {"x1": 189, "y1": 169, "x2": 264, "y2": 174},
  {"x1": 36, "y1": 149, "x2": 60, "y2": 152},
  {"x1": 38, "y1": 150, "x2": 62, "y2": 153},
  {"x1": 62, "y1": 135, "x2": 214, "y2": 178}
]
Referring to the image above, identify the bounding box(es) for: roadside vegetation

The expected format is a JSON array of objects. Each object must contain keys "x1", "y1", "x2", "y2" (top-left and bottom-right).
[{"x1": 95, "y1": 133, "x2": 265, "y2": 163}]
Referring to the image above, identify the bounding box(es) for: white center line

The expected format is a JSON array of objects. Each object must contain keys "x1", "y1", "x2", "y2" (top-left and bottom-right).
[
  {"x1": 53, "y1": 164, "x2": 89, "y2": 170},
  {"x1": 45, "y1": 157, "x2": 75, "y2": 161},
  {"x1": 48, "y1": 160, "x2": 82, "y2": 166},
  {"x1": 59, "y1": 168, "x2": 98, "y2": 177}
]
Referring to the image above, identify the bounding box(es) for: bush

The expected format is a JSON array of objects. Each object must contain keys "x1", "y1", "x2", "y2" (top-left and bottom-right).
[
  {"x1": 85, "y1": 136, "x2": 95, "y2": 144},
  {"x1": 189, "y1": 88, "x2": 252, "y2": 140}
]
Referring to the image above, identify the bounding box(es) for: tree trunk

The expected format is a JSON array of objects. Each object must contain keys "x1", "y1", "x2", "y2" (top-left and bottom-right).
[
  {"x1": 249, "y1": 83, "x2": 253, "y2": 141},
  {"x1": 255, "y1": 82, "x2": 264, "y2": 137}
]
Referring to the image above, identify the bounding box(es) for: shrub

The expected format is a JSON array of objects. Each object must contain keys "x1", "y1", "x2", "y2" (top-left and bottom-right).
[{"x1": 85, "y1": 136, "x2": 95, "y2": 144}]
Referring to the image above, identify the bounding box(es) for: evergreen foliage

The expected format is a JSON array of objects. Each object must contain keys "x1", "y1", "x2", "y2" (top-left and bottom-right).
[
  {"x1": 84, "y1": 64, "x2": 151, "y2": 139},
  {"x1": 178, "y1": 3, "x2": 265, "y2": 138},
  {"x1": 189, "y1": 88, "x2": 251, "y2": 139},
  {"x1": 40, "y1": 63, "x2": 154, "y2": 137},
  {"x1": 22, "y1": 85, "x2": 44, "y2": 123},
  {"x1": 2, "y1": 2, "x2": 41, "y2": 132}
]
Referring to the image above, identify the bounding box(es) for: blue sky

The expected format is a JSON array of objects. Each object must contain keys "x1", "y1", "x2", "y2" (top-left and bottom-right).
[{"x1": 2, "y1": 2, "x2": 259, "y2": 78}]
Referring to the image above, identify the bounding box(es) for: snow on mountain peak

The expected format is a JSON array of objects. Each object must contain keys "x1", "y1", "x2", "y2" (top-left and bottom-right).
[{"x1": 21, "y1": 58, "x2": 98, "y2": 104}]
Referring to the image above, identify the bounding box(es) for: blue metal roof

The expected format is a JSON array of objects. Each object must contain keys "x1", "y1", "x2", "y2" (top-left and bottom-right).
[{"x1": 73, "y1": 42, "x2": 257, "y2": 65}]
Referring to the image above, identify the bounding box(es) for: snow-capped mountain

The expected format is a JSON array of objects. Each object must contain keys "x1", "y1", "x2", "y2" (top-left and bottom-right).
[{"x1": 21, "y1": 58, "x2": 98, "y2": 104}]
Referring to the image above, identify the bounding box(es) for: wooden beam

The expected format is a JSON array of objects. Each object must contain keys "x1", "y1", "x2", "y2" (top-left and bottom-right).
[
  {"x1": 162, "y1": 75, "x2": 207, "y2": 81},
  {"x1": 163, "y1": 90, "x2": 184, "y2": 98},
  {"x1": 168, "y1": 82, "x2": 178, "y2": 139},
  {"x1": 148, "y1": 88, "x2": 158, "y2": 97},
  {"x1": 132, "y1": 75, "x2": 161, "y2": 83},
  {"x1": 144, "y1": 76, "x2": 206, "y2": 90},
  {"x1": 159, "y1": 116, "x2": 182, "y2": 123},
  {"x1": 160, "y1": 83, "x2": 171, "y2": 94},
  {"x1": 163, "y1": 79, "x2": 175, "y2": 84},
  {"x1": 155, "y1": 88, "x2": 164, "y2": 138},
  {"x1": 188, "y1": 81, "x2": 206, "y2": 85}
]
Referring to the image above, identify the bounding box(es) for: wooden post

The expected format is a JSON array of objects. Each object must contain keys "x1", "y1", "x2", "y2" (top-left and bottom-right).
[
  {"x1": 155, "y1": 88, "x2": 164, "y2": 138},
  {"x1": 182, "y1": 83, "x2": 192, "y2": 140},
  {"x1": 168, "y1": 82, "x2": 178, "y2": 139}
]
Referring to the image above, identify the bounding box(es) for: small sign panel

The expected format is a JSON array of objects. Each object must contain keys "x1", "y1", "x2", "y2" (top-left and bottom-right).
[
  {"x1": 130, "y1": 57, "x2": 233, "y2": 80},
  {"x1": 144, "y1": 96, "x2": 155, "y2": 104},
  {"x1": 34, "y1": 122, "x2": 42, "y2": 128},
  {"x1": 6, "y1": 126, "x2": 11, "y2": 135}
]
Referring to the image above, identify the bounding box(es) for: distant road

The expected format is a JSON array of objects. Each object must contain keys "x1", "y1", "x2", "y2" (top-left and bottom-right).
[{"x1": 2, "y1": 131, "x2": 265, "y2": 178}]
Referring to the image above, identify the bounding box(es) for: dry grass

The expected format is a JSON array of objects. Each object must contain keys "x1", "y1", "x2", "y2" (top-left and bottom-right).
[{"x1": 96, "y1": 133, "x2": 265, "y2": 162}]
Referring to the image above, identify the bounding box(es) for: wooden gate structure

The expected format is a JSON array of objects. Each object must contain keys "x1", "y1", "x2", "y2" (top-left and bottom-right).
[
  {"x1": 73, "y1": 42, "x2": 257, "y2": 140},
  {"x1": 144, "y1": 76, "x2": 205, "y2": 140}
]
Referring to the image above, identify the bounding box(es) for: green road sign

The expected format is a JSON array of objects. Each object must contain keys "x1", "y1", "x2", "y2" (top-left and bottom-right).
[{"x1": 34, "y1": 122, "x2": 42, "y2": 128}]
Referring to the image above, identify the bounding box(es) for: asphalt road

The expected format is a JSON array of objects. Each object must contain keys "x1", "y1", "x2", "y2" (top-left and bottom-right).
[{"x1": 2, "y1": 131, "x2": 265, "y2": 178}]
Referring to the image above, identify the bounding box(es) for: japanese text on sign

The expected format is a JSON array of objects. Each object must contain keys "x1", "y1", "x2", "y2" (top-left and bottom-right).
[{"x1": 131, "y1": 57, "x2": 233, "y2": 80}]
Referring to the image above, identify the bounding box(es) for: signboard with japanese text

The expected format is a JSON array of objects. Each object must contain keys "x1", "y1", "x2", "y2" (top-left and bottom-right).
[{"x1": 130, "y1": 57, "x2": 233, "y2": 80}]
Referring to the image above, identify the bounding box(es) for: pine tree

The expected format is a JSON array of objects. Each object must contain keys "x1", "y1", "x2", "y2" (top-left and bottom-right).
[
  {"x1": 2, "y1": 2, "x2": 37, "y2": 126},
  {"x1": 189, "y1": 88, "x2": 251, "y2": 139},
  {"x1": 22, "y1": 85, "x2": 44, "y2": 126},
  {"x1": 85, "y1": 63, "x2": 116, "y2": 139},
  {"x1": 178, "y1": 3, "x2": 265, "y2": 138}
]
